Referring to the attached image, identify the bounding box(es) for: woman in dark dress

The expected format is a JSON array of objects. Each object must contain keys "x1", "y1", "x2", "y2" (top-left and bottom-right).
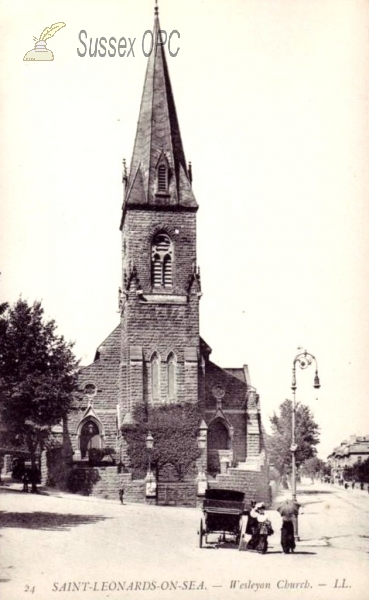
[
  {"x1": 246, "y1": 502, "x2": 273, "y2": 553},
  {"x1": 281, "y1": 518, "x2": 295, "y2": 553},
  {"x1": 246, "y1": 502, "x2": 259, "y2": 550},
  {"x1": 277, "y1": 499, "x2": 299, "y2": 553}
]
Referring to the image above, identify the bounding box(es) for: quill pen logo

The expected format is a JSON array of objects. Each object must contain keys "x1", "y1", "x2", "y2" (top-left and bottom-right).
[{"x1": 23, "y1": 22, "x2": 66, "y2": 61}]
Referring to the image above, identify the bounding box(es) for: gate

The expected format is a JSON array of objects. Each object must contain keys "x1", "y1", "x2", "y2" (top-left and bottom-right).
[
  {"x1": 157, "y1": 482, "x2": 197, "y2": 507},
  {"x1": 156, "y1": 462, "x2": 197, "y2": 507}
]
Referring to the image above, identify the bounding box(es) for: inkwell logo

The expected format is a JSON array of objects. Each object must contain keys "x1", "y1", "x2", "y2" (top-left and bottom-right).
[{"x1": 23, "y1": 22, "x2": 66, "y2": 61}]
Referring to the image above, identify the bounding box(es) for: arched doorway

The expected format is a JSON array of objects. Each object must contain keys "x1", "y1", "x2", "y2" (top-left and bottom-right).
[
  {"x1": 208, "y1": 420, "x2": 230, "y2": 450},
  {"x1": 79, "y1": 420, "x2": 102, "y2": 459},
  {"x1": 207, "y1": 419, "x2": 231, "y2": 474}
]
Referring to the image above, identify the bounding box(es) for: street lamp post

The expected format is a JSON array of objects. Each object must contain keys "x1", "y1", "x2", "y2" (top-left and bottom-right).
[
  {"x1": 291, "y1": 350, "x2": 320, "y2": 538},
  {"x1": 145, "y1": 431, "x2": 156, "y2": 499},
  {"x1": 196, "y1": 420, "x2": 208, "y2": 497},
  {"x1": 145, "y1": 431, "x2": 154, "y2": 475}
]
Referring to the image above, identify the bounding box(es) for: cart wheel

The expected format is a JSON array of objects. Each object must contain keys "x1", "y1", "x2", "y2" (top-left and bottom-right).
[
  {"x1": 238, "y1": 516, "x2": 246, "y2": 551},
  {"x1": 238, "y1": 533, "x2": 244, "y2": 551},
  {"x1": 198, "y1": 520, "x2": 204, "y2": 548}
]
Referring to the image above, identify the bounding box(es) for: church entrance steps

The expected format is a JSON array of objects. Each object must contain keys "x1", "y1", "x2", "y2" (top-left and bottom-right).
[
  {"x1": 90, "y1": 468, "x2": 147, "y2": 503},
  {"x1": 79, "y1": 467, "x2": 148, "y2": 504},
  {"x1": 89, "y1": 466, "x2": 123, "y2": 500},
  {"x1": 235, "y1": 457, "x2": 262, "y2": 471},
  {"x1": 208, "y1": 466, "x2": 270, "y2": 507}
]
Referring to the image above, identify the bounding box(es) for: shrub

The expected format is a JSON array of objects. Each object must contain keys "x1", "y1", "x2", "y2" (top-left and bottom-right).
[{"x1": 67, "y1": 467, "x2": 100, "y2": 495}]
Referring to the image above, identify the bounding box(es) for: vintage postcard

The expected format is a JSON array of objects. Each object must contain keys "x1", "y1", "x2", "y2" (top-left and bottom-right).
[{"x1": 1, "y1": 1, "x2": 368, "y2": 600}]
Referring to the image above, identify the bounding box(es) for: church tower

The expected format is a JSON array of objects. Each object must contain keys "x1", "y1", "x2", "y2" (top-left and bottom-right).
[
  {"x1": 119, "y1": 8, "x2": 201, "y2": 424},
  {"x1": 64, "y1": 5, "x2": 269, "y2": 507}
]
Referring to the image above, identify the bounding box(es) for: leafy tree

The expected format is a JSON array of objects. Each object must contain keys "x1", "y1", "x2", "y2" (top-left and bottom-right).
[
  {"x1": 322, "y1": 462, "x2": 331, "y2": 477},
  {"x1": 301, "y1": 456, "x2": 325, "y2": 482},
  {"x1": 0, "y1": 299, "x2": 79, "y2": 491},
  {"x1": 268, "y1": 399, "x2": 320, "y2": 476},
  {"x1": 344, "y1": 458, "x2": 369, "y2": 484},
  {"x1": 343, "y1": 465, "x2": 355, "y2": 481},
  {"x1": 357, "y1": 458, "x2": 369, "y2": 484}
]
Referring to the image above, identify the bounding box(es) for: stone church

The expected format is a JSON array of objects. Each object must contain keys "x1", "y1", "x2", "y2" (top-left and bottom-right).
[{"x1": 63, "y1": 7, "x2": 269, "y2": 506}]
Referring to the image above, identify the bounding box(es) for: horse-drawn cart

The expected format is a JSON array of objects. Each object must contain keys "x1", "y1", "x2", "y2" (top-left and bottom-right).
[{"x1": 198, "y1": 488, "x2": 248, "y2": 549}]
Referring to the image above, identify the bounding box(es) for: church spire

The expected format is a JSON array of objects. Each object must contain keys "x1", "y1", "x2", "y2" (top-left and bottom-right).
[{"x1": 122, "y1": 5, "x2": 197, "y2": 219}]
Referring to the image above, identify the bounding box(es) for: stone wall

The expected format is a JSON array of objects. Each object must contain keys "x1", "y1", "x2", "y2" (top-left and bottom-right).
[
  {"x1": 120, "y1": 292, "x2": 200, "y2": 412},
  {"x1": 119, "y1": 207, "x2": 200, "y2": 418},
  {"x1": 89, "y1": 466, "x2": 123, "y2": 500},
  {"x1": 68, "y1": 326, "x2": 121, "y2": 457},
  {"x1": 204, "y1": 361, "x2": 250, "y2": 464},
  {"x1": 122, "y1": 210, "x2": 198, "y2": 296}
]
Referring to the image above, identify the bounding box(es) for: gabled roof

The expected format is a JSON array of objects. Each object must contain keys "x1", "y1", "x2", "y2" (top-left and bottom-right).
[
  {"x1": 224, "y1": 368, "x2": 246, "y2": 383},
  {"x1": 121, "y1": 9, "x2": 197, "y2": 224}
]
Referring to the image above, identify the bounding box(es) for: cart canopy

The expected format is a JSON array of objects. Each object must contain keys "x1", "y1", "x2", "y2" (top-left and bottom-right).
[{"x1": 204, "y1": 489, "x2": 245, "y2": 502}]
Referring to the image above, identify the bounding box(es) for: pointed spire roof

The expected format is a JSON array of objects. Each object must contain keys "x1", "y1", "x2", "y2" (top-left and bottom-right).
[{"x1": 122, "y1": 7, "x2": 197, "y2": 221}]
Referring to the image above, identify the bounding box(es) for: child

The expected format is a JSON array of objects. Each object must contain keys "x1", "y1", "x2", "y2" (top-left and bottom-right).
[
  {"x1": 22, "y1": 472, "x2": 29, "y2": 493},
  {"x1": 119, "y1": 484, "x2": 124, "y2": 504}
]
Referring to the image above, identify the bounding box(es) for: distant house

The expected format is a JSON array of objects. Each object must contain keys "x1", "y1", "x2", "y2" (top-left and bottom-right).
[{"x1": 327, "y1": 435, "x2": 369, "y2": 480}]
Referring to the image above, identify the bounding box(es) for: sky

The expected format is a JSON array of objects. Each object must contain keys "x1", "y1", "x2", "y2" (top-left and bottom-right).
[{"x1": 1, "y1": 0, "x2": 369, "y2": 459}]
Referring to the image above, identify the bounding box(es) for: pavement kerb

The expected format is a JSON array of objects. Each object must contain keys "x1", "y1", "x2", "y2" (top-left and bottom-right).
[
  {"x1": 0, "y1": 482, "x2": 201, "y2": 514},
  {"x1": 0, "y1": 482, "x2": 134, "y2": 507}
]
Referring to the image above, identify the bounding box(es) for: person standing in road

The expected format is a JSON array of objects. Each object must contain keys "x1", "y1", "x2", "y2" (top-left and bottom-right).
[
  {"x1": 277, "y1": 499, "x2": 299, "y2": 554},
  {"x1": 119, "y1": 484, "x2": 124, "y2": 505},
  {"x1": 254, "y1": 503, "x2": 274, "y2": 554},
  {"x1": 246, "y1": 501, "x2": 259, "y2": 550},
  {"x1": 280, "y1": 516, "x2": 296, "y2": 554},
  {"x1": 22, "y1": 471, "x2": 29, "y2": 492}
]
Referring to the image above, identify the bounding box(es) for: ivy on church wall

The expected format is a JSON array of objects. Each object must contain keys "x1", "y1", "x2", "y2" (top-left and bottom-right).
[{"x1": 121, "y1": 403, "x2": 203, "y2": 480}]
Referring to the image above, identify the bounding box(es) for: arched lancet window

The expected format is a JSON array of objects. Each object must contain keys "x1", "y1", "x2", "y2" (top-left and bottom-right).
[
  {"x1": 167, "y1": 353, "x2": 176, "y2": 401},
  {"x1": 151, "y1": 233, "x2": 173, "y2": 288},
  {"x1": 151, "y1": 353, "x2": 160, "y2": 402}
]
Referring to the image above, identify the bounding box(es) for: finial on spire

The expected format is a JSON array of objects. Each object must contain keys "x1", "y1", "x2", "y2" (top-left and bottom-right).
[
  {"x1": 154, "y1": 0, "x2": 159, "y2": 17},
  {"x1": 122, "y1": 158, "x2": 128, "y2": 187}
]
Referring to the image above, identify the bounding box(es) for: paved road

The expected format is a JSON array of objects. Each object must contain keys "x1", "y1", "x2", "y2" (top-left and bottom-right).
[{"x1": 1, "y1": 482, "x2": 368, "y2": 600}]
